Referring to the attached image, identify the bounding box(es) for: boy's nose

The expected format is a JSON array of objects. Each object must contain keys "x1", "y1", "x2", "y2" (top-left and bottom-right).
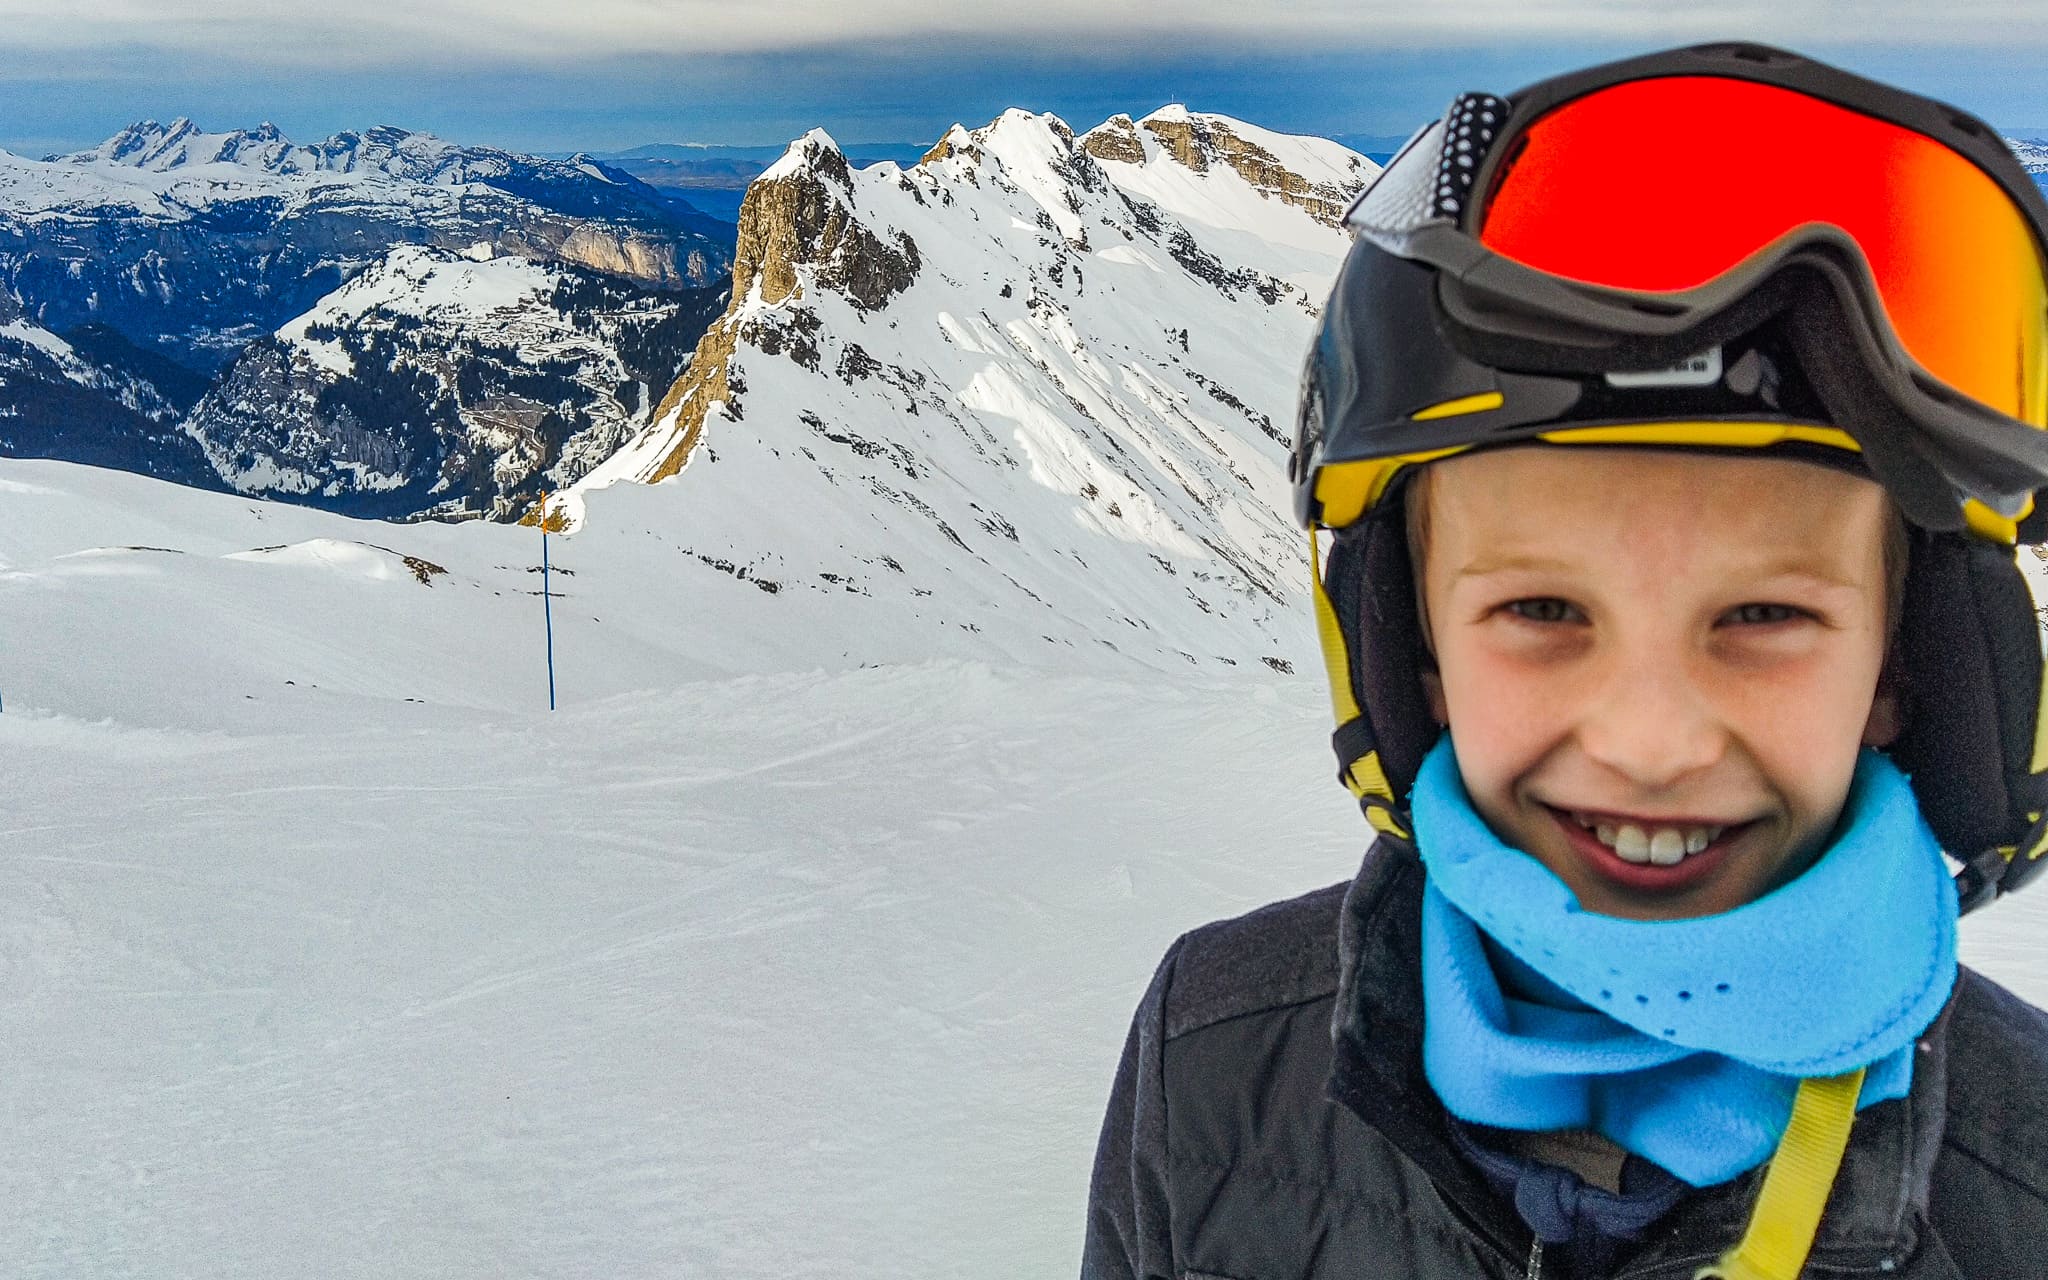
[{"x1": 1574, "y1": 649, "x2": 1725, "y2": 789}]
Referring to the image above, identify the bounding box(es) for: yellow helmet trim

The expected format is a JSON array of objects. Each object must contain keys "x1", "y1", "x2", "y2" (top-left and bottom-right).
[
  {"x1": 1311, "y1": 417, "x2": 2035, "y2": 543},
  {"x1": 1962, "y1": 497, "x2": 2029, "y2": 545},
  {"x1": 1312, "y1": 448, "x2": 1468, "y2": 529},
  {"x1": 1534, "y1": 422, "x2": 1859, "y2": 451},
  {"x1": 1307, "y1": 418, "x2": 2026, "y2": 536},
  {"x1": 1411, "y1": 390, "x2": 1505, "y2": 420},
  {"x1": 1308, "y1": 527, "x2": 1364, "y2": 726}
]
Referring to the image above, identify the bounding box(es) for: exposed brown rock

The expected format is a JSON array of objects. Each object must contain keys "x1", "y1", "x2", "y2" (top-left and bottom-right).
[
  {"x1": 1080, "y1": 115, "x2": 1146, "y2": 166},
  {"x1": 922, "y1": 128, "x2": 985, "y2": 167},
  {"x1": 557, "y1": 225, "x2": 692, "y2": 286},
  {"x1": 634, "y1": 131, "x2": 931, "y2": 484},
  {"x1": 642, "y1": 320, "x2": 736, "y2": 483},
  {"x1": 1141, "y1": 118, "x2": 1210, "y2": 173},
  {"x1": 1141, "y1": 115, "x2": 1366, "y2": 228},
  {"x1": 728, "y1": 142, "x2": 921, "y2": 313}
]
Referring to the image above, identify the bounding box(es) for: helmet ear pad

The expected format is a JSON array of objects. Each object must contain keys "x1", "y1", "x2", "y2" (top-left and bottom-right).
[
  {"x1": 1326, "y1": 491, "x2": 1445, "y2": 811},
  {"x1": 1887, "y1": 532, "x2": 2048, "y2": 860}
]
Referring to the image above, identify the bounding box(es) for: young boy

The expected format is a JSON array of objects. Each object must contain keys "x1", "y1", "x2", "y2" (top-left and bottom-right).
[{"x1": 1083, "y1": 44, "x2": 2048, "y2": 1280}]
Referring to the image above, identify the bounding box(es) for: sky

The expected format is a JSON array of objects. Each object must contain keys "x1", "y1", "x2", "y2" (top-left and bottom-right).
[{"x1": 6, "y1": 2, "x2": 2048, "y2": 157}]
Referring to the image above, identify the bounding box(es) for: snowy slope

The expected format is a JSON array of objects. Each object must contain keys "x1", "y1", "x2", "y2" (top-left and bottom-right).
[
  {"x1": 570, "y1": 107, "x2": 1377, "y2": 678},
  {"x1": 2007, "y1": 135, "x2": 2048, "y2": 173},
  {"x1": 7, "y1": 455, "x2": 2048, "y2": 1280}
]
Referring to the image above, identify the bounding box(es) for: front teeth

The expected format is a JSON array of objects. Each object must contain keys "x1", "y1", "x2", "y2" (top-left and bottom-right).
[
  {"x1": 1576, "y1": 814, "x2": 1724, "y2": 865},
  {"x1": 1648, "y1": 828, "x2": 1687, "y2": 865}
]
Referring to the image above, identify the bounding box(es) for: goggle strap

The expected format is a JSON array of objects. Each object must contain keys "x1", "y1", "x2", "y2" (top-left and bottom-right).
[{"x1": 1429, "y1": 93, "x2": 1511, "y2": 222}]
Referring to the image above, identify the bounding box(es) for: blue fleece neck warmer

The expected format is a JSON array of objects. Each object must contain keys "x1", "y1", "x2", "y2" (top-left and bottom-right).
[{"x1": 1412, "y1": 737, "x2": 1957, "y2": 1186}]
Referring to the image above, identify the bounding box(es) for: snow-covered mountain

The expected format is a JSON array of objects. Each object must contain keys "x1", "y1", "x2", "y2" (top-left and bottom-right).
[
  {"x1": 182, "y1": 244, "x2": 724, "y2": 519},
  {"x1": 0, "y1": 295, "x2": 217, "y2": 487},
  {"x1": 0, "y1": 118, "x2": 733, "y2": 371},
  {"x1": 567, "y1": 105, "x2": 1375, "y2": 673},
  {"x1": 2007, "y1": 136, "x2": 2048, "y2": 190}
]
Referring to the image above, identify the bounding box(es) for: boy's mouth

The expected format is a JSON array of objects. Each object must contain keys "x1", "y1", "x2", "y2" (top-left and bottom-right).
[
  {"x1": 1568, "y1": 812, "x2": 1723, "y2": 865},
  {"x1": 1544, "y1": 804, "x2": 1756, "y2": 893}
]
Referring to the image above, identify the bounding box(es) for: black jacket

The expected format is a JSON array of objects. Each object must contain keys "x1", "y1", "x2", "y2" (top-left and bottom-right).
[{"x1": 1081, "y1": 841, "x2": 2048, "y2": 1279}]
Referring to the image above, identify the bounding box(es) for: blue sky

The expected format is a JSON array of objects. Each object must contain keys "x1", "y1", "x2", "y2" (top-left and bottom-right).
[{"x1": 6, "y1": 4, "x2": 2048, "y2": 157}]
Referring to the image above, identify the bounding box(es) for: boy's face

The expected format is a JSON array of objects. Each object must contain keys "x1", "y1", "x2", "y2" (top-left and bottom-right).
[{"x1": 1415, "y1": 446, "x2": 1900, "y2": 920}]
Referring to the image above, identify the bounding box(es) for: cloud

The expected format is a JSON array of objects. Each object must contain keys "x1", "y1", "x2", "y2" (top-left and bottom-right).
[{"x1": 6, "y1": 0, "x2": 2048, "y2": 69}]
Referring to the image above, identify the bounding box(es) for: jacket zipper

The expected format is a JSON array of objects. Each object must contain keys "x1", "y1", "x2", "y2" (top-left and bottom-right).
[{"x1": 1526, "y1": 1237, "x2": 1543, "y2": 1280}]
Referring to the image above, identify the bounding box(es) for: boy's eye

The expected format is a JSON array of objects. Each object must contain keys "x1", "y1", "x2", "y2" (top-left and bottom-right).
[
  {"x1": 1505, "y1": 598, "x2": 1578, "y2": 624},
  {"x1": 1726, "y1": 602, "x2": 1805, "y2": 625}
]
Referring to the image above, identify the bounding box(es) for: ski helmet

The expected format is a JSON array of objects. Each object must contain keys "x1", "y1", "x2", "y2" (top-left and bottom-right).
[{"x1": 1293, "y1": 42, "x2": 2048, "y2": 913}]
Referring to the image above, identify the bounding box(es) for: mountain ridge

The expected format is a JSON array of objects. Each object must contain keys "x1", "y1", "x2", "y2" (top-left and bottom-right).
[{"x1": 559, "y1": 104, "x2": 1375, "y2": 674}]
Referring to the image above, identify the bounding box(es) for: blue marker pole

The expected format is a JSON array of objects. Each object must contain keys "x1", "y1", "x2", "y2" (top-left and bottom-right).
[{"x1": 542, "y1": 505, "x2": 557, "y2": 712}]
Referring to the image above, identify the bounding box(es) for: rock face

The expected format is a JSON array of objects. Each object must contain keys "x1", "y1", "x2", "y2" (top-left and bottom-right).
[
  {"x1": 1134, "y1": 106, "x2": 1378, "y2": 227},
  {"x1": 0, "y1": 119, "x2": 734, "y2": 372},
  {"x1": 568, "y1": 107, "x2": 1375, "y2": 675},
  {"x1": 1078, "y1": 116, "x2": 1147, "y2": 166},
  {"x1": 730, "y1": 132, "x2": 922, "y2": 312},
  {"x1": 182, "y1": 246, "x2": 725, "y2": 520}
]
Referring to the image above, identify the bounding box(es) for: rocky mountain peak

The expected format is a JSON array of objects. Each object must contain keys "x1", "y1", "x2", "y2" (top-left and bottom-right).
[
  {"x1": 919, "y1": 124, "x2": 978, "y2": 167},
  {"x1": 79, "y1": 117, "x2": 299, "y2": 172},
  {"x1": 633, "y1": 124, "x2": 921, "y2": 482},
  {"x1": 1128, "y1": 106, "x2": 1376, "y2": 228},
  {"x1": 1078, "y1": 114, "x2": 1145, "y2": 165},
  {"x1": 730, "y1": 126, "x2": 913, "y2": 312}
]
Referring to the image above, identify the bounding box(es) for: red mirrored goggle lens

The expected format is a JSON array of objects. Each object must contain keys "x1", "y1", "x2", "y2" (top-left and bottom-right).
[{"x1": 1477, "y1": 76, "x2": 2048, "y2": 424}]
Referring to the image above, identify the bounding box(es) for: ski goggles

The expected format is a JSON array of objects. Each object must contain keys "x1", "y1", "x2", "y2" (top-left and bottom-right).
[{"x1": 1338, "y1": 43, "x2": 2048, "y2": 536}]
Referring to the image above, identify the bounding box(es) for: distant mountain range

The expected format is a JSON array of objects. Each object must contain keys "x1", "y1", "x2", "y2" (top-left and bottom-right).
[
  {"x1": 0, "y1": 118, "x2": 735, "y2": 517},
  {"x1": 183, "y1": 245, "x2": 725, "y2": 519},
  {"x1": 2, "y1": 118, "x2": 732, "y2": 369},
  {"x1": 557, "y1": 133, "x2": 1407, "y2": 222},
  {"x1": 0, "y1": 106, "x2": 1382, "y2": 536}
]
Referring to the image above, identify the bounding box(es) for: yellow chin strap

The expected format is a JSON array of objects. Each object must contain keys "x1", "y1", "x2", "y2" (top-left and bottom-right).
[{"x1": 1696, "y1": 1068, "x2": 1867, "y2": 1280}]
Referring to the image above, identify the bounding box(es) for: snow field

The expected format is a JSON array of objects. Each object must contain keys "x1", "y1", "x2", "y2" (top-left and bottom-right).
[{"x1": 1, "y1": 652, "x2": 1366, "y2": 1278}]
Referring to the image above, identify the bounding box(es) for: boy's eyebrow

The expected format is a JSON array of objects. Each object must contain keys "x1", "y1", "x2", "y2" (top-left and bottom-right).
[
  {"x1": 1451, "y1": 552, "x2": 1579, "y2": 579},
  {"x1": 1452, "y1": 552, "x2": 1871, "y2": 590},
  {"x1": 1744, "y1": 561, "x2": 1869, "y2": 591}
]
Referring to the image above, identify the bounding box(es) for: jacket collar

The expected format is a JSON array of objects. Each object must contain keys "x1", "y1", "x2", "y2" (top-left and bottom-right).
[{"x1": 1324, "y1": 839, "x2": 1954, "y2": 1276}]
